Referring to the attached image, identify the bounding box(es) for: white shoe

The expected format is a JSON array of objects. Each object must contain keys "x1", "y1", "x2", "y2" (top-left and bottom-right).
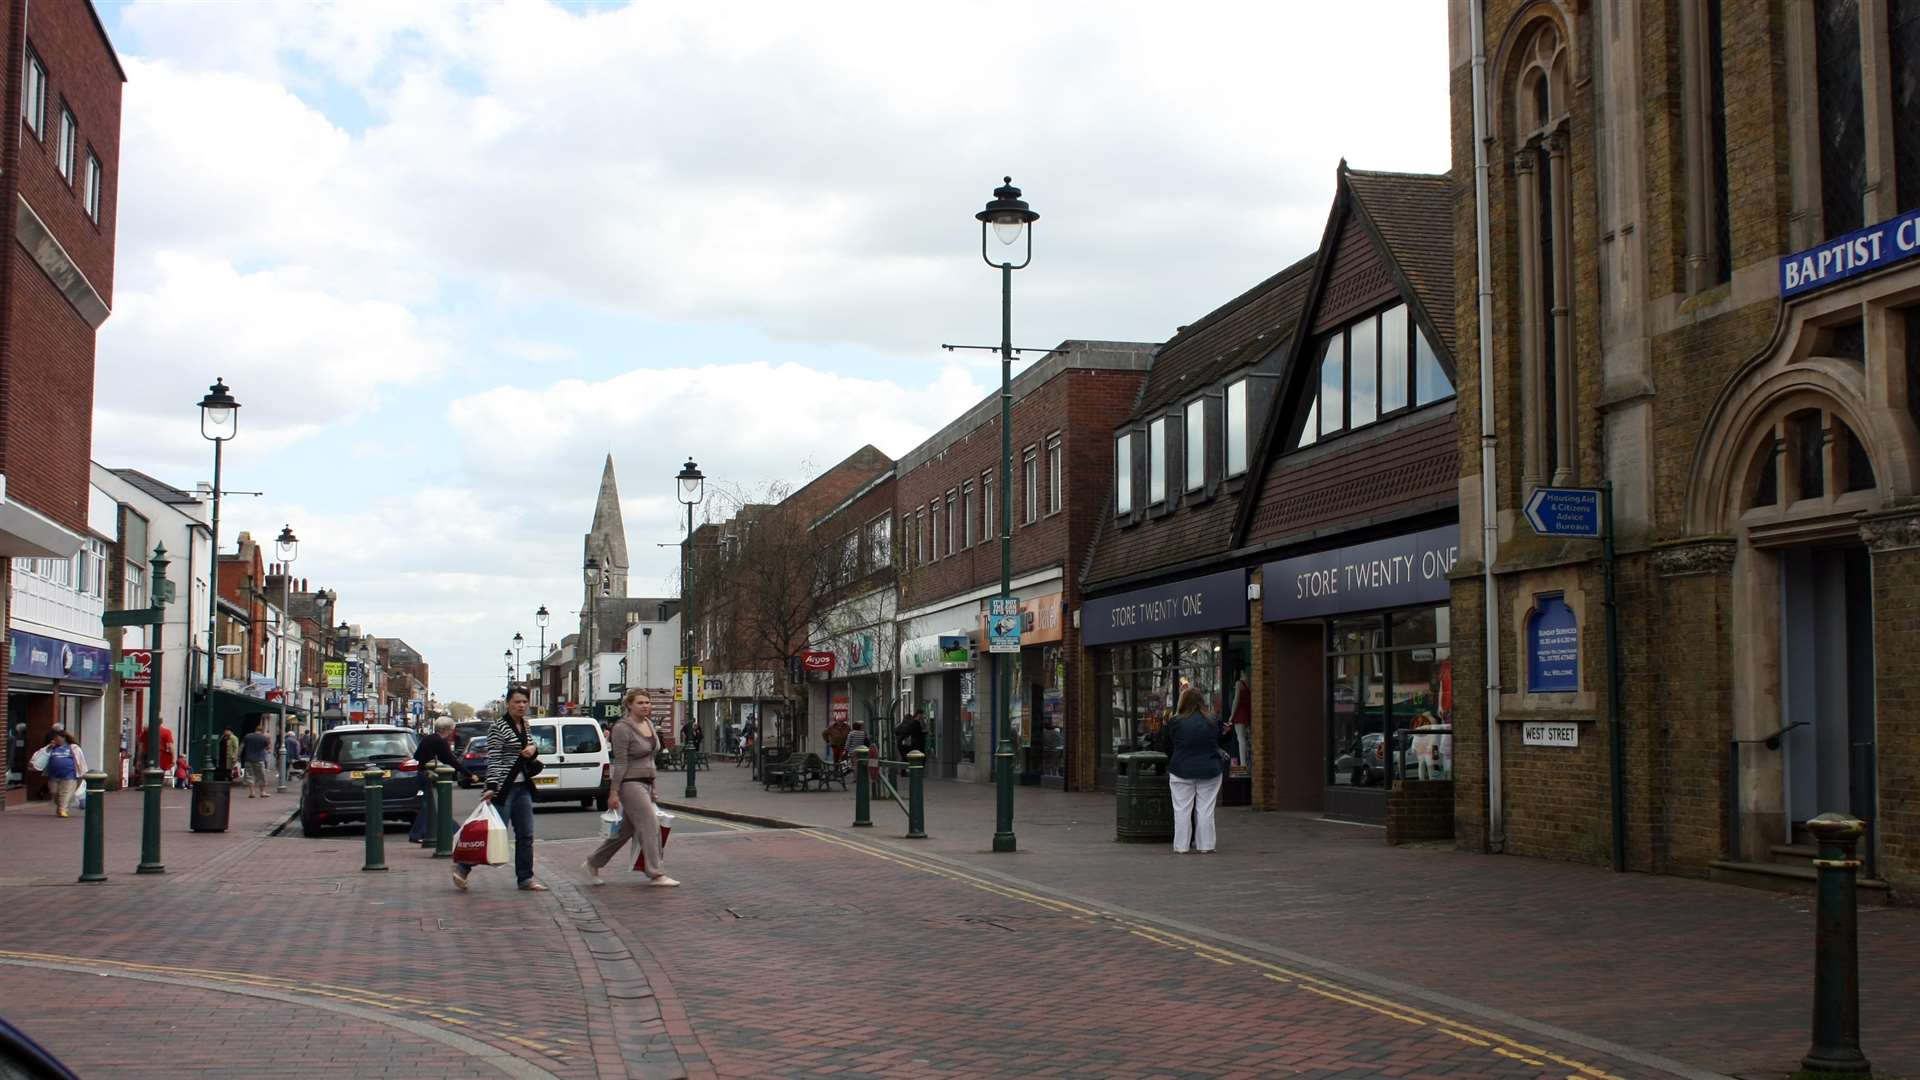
[
  {"x1": 582, "y1": 861, "x2": 604, "y2": 886},
  {"x1": 452, "y1": 868, "x2": 469, "y2": 890},
  {"x1": 646, "y1": 875, "x2": 680, "y2": 887}
]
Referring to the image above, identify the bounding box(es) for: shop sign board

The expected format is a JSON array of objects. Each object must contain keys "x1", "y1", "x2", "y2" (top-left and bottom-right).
[
  {"x1": 1262, "y1": 526, "x2": 1459, "y2": 622},
  {"x1": 1779, "y1": 205, "x2": 1920, "y2": 299},
  {"x1": 117, "y1": 649, "x2": 153, "y2": 687},
  {"x1": 987, "y1": 595, "x2": 1022, "y2": 654},
  {"x1": 801, "y1": 651, "x2": 836, "y2": 674},
  {"x1": 1522, "y1": 721, "x2": 1579, "y2": 748},
  {"x1": 8, "y1": 629, "x2": 110, "y2": 683},
  {"x1": 1526, "y1": 594, "x2": 1579, "y2": 693},
  {"x1": 1082, "y1": 568, "x2": 1247, "y2": 646},
  {"x1": 324, "y1": 661, "x2": 348, "y2": 690},
  {"x1": 1523, "y1": 487, "x2": 1602, "y2": 538},
  {"x1": 673, "y1": 666, "x2": 705, "y2": 702}
]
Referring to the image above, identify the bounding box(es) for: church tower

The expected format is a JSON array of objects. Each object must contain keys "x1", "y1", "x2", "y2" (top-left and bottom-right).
[{"x1": 583, "y1": 454, "x2": 630, "y2": 608}]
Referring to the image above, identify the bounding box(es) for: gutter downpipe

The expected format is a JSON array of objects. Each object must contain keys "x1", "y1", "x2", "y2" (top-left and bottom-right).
[{"x1": 1470, "y1": 0, "x2": 1505, "y2": 852}]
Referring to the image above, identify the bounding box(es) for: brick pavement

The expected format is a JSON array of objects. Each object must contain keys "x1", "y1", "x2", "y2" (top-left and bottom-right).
[
  {"x1": 663, "y1": 764, "x2": 1920, "y2": 1079},
  {"x1": 0, "y1": 783, "x2": 296, "y2": 883}
]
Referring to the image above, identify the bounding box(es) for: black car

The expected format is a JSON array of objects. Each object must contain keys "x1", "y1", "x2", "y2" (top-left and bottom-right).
[
  {"x1": 457, "y1": 735, "x2": 489, "y2": 787},
  {"x1": 300, "y1": 725, "x2": 423, "y2": 836},
  {"x1": 452, "y1": 720, "x2": 489, "y2": 752}
]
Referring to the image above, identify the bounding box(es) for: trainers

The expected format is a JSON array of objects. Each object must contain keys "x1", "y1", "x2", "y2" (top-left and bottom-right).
[
  {"x1": 582, "y1": 861, "x2": 604, "y2": 886},
  {"x1": 646, "y1": 875, "x2": 680, "y2": 888},
  {"x1": 518, "y1": 880, "x2": 550, "y2": 892},
  {"x1": 451, "y1": 867, "x2": 469, "y2": 890}
]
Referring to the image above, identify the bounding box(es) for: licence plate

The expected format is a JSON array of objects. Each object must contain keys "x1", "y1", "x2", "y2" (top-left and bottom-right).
[
  {"x1": 349, "y1": 771, "x2": 365, "y2": 780},
  {"x1": 535, "y1": 776, "x2": 558, "y2": 786}
]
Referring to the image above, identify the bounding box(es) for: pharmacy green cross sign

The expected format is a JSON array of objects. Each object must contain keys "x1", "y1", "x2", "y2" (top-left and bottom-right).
[{"x1": 111, "y1": 655, "x2": 145, "y2": 680}]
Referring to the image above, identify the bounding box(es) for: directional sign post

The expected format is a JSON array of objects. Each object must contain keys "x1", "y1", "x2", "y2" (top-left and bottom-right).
[{"x1": 1523, "y1": 483, "x2": 1626, "y2": 874}]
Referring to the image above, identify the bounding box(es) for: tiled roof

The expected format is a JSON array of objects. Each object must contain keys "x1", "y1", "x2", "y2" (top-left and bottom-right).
[
  {"x1": 1342, "y1": 168, "x2": 1456, "y2": 353},
  {"x1": 1135, "y1": 254, "x2": 1317, "y2": 416},
  {"x1": 110, "y1": 468, "x2": 200, "y2": 506}
]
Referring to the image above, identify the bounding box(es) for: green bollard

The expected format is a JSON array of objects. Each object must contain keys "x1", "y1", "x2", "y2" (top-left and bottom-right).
[
  {"x1": 433, "y1": 765, "x2": 455, "y2": 858},
  {"x1": 79, "y1": 772, "x2": 107, "y2": 883},
  {"x1": 1799, "y1": 813, "x2": 1871, "y2": 1076},
  {"x1": 362, "y1": 767, "x2": 387, "y2": 872},
  {"x1": 906, "y1": 751, "x2": 926, "y2": 839},
  {"x1": 137, "y1": 767, "x2": 165, "y2": 874},
  {"x1": 852, "y1": 749, "x2": 872, "y2": 828}
]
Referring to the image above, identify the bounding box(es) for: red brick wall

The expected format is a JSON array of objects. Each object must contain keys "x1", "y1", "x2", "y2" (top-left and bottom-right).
[
  {"x1": 16, "y1": 0, "x2": 121, "y2": 298},
  {"x1": 2, "y1": 243, "x2": 96, "y2": 532}
]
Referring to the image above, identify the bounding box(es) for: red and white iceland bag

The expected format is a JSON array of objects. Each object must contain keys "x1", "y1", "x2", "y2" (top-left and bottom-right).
[
  {"x1": 454, "y1": 803, "x2": 509, "y2": 866},
  {"x1": 632, "y1": 809, "x2": 675, "y2": 873}
]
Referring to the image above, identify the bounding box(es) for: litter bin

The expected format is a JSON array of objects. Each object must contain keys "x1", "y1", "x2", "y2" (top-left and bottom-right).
[
  {"x1": 189, "y1": 775, "x2": 231, "y2": 833},
  {"x1": 1115, "y1": 751, "x2": 1172, "y2": 843}
]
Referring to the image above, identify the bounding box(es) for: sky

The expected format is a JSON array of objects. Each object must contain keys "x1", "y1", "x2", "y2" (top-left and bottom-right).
[{"x1": 89, "y1": 0, "x2": 1451, "y2": 708}]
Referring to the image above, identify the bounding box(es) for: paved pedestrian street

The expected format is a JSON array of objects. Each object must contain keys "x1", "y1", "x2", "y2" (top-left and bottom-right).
[{"x1": 3, "y1": 777, "x2": 1915, "y2": 1078}]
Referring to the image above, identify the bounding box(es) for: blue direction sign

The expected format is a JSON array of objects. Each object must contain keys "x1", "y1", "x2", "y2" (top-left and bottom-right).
[{"x1": 1524, "y1": 487, "x2": 1602, "y2": 538}]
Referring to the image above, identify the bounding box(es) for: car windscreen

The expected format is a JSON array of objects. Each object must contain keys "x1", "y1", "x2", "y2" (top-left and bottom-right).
[{"x1": 323, "y1": 732, "x2": 417, "y2": 762}]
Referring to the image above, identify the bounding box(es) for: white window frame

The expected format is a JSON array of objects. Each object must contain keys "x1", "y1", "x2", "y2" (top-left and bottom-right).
[
  {"x1": 945, "y1": 489, "x2": 958, "y2": 553},
  {"x1": 930, "y1": 500, "x2": 941, "y2": 561},
  {"x1": 916, "y1": 506, "x2": 929, "y2": 565},
  {"x1": 1115, "y1": 435, "x2": 1133, "y2": 515},
  {"x1": 982, "y1": 471, "x2": 995, "y2": 543},
  {"x1": 1022, "y1": 446, "x2": 1039, "y2": 524},
  {"x1": 1185, "y1": 398, "x2": 1206, "y2": 491},
  {"x1": 1225, "y1": 380, "x2": 1249, "y2": 477},
  {"x1": 1045, "y1": 433, "x2": 1062, "y2": 515},
  {"x1": 56, "y1": 105, "x2": 75, "y2": 182},
  {"x1": 84, "y1": 151, "x2": 101, "y2": 222},
  {"x1": 869, "y1": 514, "x2": 891, "y2": 570},
  {"x1": 961, "y1": 479, "x2": 975, "y2": 548},
  {"x1": 22, "y1": 48, "x2": 45, "y2": 138},
  {"x1": 1148, "y1": 418, "x2": 1168, "y2": 504}
]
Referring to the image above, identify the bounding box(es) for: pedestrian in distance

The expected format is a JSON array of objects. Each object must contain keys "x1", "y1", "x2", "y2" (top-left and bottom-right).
[
  {"x1": 239, "y1": 720, "x2": 272, "y2": 797},
  {"x1": 1166, "y1": 686, "x2": 1225, "y2": 855},
  {"x1": 894, "y1": 711, "x2": 927, "y2": 758},
  {"x1": 30, "y1": 730, "x2": 86, "y2": 817},
  {"x1": 825, "y1": 716, "x2": 850, "y2": 763},
  {"x1": 223, "y1": 727, "x2": 242, "y2": 782},
  {"x1": 583, "y1": 688, "x2": 678, "y2": 887},
  {"x1": 453, "y1": 684, "x2": 548, "y2": 892},
  {"x1": 410, "y1": 717, "x2": 460, "y2": 846}
]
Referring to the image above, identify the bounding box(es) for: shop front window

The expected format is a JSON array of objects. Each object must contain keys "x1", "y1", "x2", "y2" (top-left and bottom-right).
[
  {"x1": 1097, "y1": 635, "x2": 1248, "y2": 780},
  {"x1": 1039, "y1": 646, "x2": 1066, "y2": 779},
  {"x1": 959, "y1": 670, "x2": 976, "y2": 763},
  {"x1": 1325, "y1": 607, "x2": 1453, "y2": 789}
]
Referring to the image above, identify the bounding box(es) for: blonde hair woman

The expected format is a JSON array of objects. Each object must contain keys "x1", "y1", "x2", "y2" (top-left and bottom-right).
[
  {"x1": 1166, "y1": 685, "x2": 1224, "y2": 854},
  {"x1": 583, "y1": 689, "x2": 678, "y2": 886}
]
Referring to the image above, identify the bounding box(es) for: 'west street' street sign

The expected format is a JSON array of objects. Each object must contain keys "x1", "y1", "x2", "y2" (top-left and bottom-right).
[{"x1": 1524, "y1": 487, "x2": 1602, "y2": 538}]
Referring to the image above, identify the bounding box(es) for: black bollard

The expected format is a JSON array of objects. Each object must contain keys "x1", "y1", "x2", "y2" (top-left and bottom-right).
[
  {"x1": 362, "y1": 767, "x2": 388, "y2": 872},
  {"x1": 1799, "y1": 812, "x2": 1871, "y2": 1076},
  {"x1": 79, "y1": 772, "x2": 107, "y2": 883}
]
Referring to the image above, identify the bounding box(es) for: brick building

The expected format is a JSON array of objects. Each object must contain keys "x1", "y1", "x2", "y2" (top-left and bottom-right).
[
  {"x1": 0, "y1": 0, "x2": 123, "y2": 808},
  {"x1": 1447, "y1": 0, "x2": 1920, "y2": 893},
  {"x1": 804, "y1": 468, "x2": 896, "y2": 750},
  {"x1": 1077, "y1": 166, "x2": 1458, "y2": 829},
  {"x1": 895, "y1": 341, "x2": 1152, "y2": 787}
]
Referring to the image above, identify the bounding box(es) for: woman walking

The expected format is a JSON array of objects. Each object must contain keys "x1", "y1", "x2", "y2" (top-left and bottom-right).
[
  {"x1": 583, "y1": 689, "x2": 679, "y2": 887},
  {"x1": 1166, "y1": 686, "x2": 1224, "y2": 854},
  {"x1": 31, "y1": 730, "x2": 87, "y2": 817}
]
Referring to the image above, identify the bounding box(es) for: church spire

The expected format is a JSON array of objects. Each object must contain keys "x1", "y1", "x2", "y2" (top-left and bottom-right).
[{"x1": 584, "y1": 454, "x2": 629, "y2": 600}]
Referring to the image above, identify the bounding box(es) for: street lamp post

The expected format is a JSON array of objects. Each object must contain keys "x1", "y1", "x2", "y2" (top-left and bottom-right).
[
  {"x1": 192, "y1": 378, "x2": 239, "y2": 833},
  {"x1": 513, "y1": 632, "x2": 524, "y2": 687},
  {"x1": 136, "y1": 544, "x2": 173, "y2": 873},
  {"x1": 503, "y1": 648, "x2": 514, "y2": 696},
  {"x1": 676, "y1": 459, "x2": 705, "y2": 800},
  {"x1": 584, "y1": 555, "x2": 603, "y2": 714},
  {"x1": 977, "y1": 177, "x2": 1038, "y2": 854},
  {"x1": 535, "y1": 605, "x2": 550, "y2": 714},
  {"x1": 274, "y1": 525, "x2": 297, "y2": 793}
]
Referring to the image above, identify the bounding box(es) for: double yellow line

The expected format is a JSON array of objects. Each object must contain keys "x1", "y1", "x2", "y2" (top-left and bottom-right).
[{"x1": 802, "y1": 832, "x2": 1628, "y2": 1080}]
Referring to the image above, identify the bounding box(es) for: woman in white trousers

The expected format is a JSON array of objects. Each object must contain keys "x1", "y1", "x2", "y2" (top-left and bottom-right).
[{"x1": 1164, "y1": 686, "x2": 1224, "y2": 853}]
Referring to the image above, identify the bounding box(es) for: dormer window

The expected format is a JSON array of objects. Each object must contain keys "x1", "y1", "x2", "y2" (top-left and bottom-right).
[
  {"x1": 1115, "y1": 434, "x2": 1134, "y2": 515},
  {"x1": 1225, "y1": 380, "x2": 1248, "y2": 476},
  {"x1": 1148, "y1": 418, "x2": 1168, "y2": 504},
  {"x1": 1295, "y1": 303, "x2": 1452, "y2": 448}
]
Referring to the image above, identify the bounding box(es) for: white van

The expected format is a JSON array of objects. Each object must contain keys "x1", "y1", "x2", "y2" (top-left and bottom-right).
[{"x1": 525, "y1": 718, "x2": 611, "y2": 810}]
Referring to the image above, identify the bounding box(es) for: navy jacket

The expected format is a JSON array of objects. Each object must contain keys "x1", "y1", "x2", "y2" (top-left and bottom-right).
[{"x1": 1166, "y1": 712, "x2": 1224, "y2": 781}]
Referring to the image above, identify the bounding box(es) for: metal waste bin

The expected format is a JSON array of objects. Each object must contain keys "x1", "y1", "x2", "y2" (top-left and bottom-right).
[
  {"x1": 189, "y1": 775, "x2": 231, "y2": 833},
  {"x1": 1115, "y1": 751, "x2": 1172, "y2": 842}
]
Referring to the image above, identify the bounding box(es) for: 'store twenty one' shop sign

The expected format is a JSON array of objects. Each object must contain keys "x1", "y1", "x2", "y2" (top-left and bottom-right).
[
  {"x1": 1081, "y1": 568, "x2": 1248, "y2": 646},
  {"x1": 1262, "y1": 525, "x2": 1461, "y2": 622}
]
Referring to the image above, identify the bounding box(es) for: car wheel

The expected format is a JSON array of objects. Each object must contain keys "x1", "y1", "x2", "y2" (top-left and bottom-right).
[
  {"x1": 579, "y1": 796, "x2": 594, "y2": 810},
  {"x1": 594, "y1": 790, "x2": 609, "y2": 813},
  {"x1": 301, "y1": 813, "x2": 323, "y2": 837}
]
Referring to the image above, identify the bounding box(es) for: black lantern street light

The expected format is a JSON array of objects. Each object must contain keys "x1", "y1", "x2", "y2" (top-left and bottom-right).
[
  {"x1": 274, "y1": 524, "x2": 298, "y2": 792},
  {"x1": 676, "y1": 458, "x2": 705, "y2": 800},
  {"x1": 977, "y1": 178, "x2": 1038, "y2": 854},
  {"x1": 192, "y1": 378, "x2": 239, "y2": 833},
  {"x1": 584, "y1": 555, "x2": 605, "y2": 714},
  {"x1": 512, "y1": 631, "x2": 525, "y2": 686},
  {"x1": 535, "y1": 605, "x2": 550, "y2": 714}
]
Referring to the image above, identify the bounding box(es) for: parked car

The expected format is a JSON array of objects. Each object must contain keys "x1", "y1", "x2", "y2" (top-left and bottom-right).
[
  {"x1": 300, "y1": 725, "x2": 423, "y2": 837},
  {"x1": 1334, "y1": 732, "x2": 1387, "y2": 787},
  {"x1": 452, "y1": 720, "x2": 489, "y2": 753},
  {"x1": 525, "y1": 718, "x2": 611, "y2": 810},
  {"x1": 457, "y1": 736, "x2": 489, "y2": 788}
]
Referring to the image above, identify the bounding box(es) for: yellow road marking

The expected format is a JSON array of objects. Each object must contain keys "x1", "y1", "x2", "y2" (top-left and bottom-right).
[
  {"x1": 1128, "y1": 929, "x2": 1184, "y2": 950},
  {"x1": 1495, "y1": 1047, "x2": 1547, "y2": 1066},
  {"x1": 1300, "y1": 984, "x2": 1425, "y2": 1026},
  {"x1": 1440, "y1": 1029, "x2": 1491, "y2": 1047},
  {"x1": 789, "y1": 835, "x2": 1630, "y2": 1080}
]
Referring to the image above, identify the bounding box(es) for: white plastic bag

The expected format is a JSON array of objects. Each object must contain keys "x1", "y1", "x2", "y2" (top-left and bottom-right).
[
  {"x1": 598, "y1": 808, "x2": 624, "y2": 841},
  {"x1": 70, "y1": 782, "x2": 87, "y2": 809},
  {"x1": 453, "y1": 802, "x2": 508, "y2": 866}
]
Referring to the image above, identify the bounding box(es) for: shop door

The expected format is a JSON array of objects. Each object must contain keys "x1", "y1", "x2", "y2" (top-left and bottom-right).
[{"x1": 1779, "y1": 546, "x2": 1875, "y2": 832}]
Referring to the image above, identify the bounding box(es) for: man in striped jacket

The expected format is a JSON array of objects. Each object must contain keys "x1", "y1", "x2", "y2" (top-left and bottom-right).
[{"x1": 453, "y1": 684, "x2": 547, "y2": 892}]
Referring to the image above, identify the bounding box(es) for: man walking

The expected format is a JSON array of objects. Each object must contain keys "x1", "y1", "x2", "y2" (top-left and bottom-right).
[
  {"x1": 454, "y1": 685, "x2": 547, "y2": 892},
  {"x1": 239, "y1": 721, "x2": 272, "y2": 798},
  {"x1": 410, "y1": 717, "x2": 460, "y2": 846}
]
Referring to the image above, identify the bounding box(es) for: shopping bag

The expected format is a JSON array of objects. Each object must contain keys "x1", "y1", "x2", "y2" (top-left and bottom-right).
[
  {"x1": 632, "y1": 809, "x2": 675, "y2": 873},
  {"x1": 598, "y1": 809, "x2": 624, "y2": 841},
  {"x1": 453, "y1": 803, "x2": 508, "y2": 866},
  {"x1": 70, "y1": 783, "x2": 87, "y2": 809}
]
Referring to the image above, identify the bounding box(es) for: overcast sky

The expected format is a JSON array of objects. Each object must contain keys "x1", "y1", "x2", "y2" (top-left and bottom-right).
[{"x1": 90, "y1": 0, "x2": 1450, "y2": 707}]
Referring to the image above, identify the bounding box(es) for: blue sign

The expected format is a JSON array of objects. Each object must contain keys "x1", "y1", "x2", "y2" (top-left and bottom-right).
[
  {"x1": 8, "y1": 629, "x2": 110, "y2": 683},
  {"x1": 1524, "y1": 487, "x2": 1602, "y2": 538},
  {"x1": 1780, "y1": 207, "x2": 1920, "y2": 299},
  {"x1": 1262, "y1": 526, "x2": 1460, "y2": 622},
  {"x1": 347, "y1": 661, "x2": 366, "y2": 693},
  {"x1": 987, "y1": 595, "x2": 1022, "y2": 654},
  {"x1": 1083, "y1": 568, "x2": 1248, "y2": 646},
  {"x1": 1526, "y1": 594, "x2": 1579, "y2": 693}
]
